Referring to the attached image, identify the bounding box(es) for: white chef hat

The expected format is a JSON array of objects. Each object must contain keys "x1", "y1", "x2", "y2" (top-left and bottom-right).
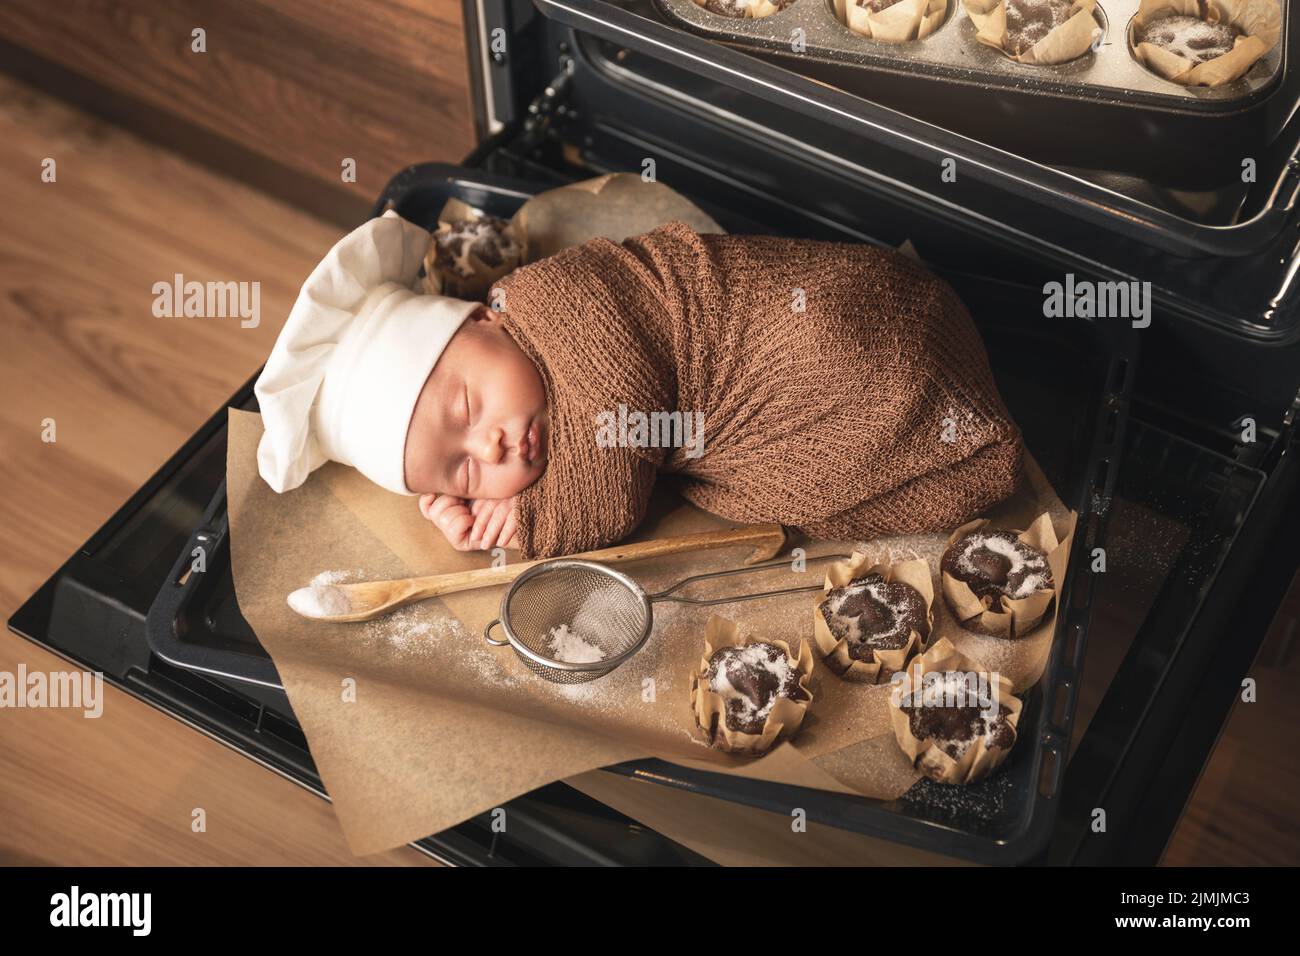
[{"x1": 254, "y1": 210, "x2": 479, "y2": 495}]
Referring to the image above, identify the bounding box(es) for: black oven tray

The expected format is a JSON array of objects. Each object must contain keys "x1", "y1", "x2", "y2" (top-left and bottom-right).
[
  {"x1": 658, "y1": 0, "x2": 1284, "y2": 109},
  {"x1": 145, "y1": 164, "x2": 1135, "y2": 864},
  {"x1": 639, "y1": 0, "x2": 1293, "y2": 186}
]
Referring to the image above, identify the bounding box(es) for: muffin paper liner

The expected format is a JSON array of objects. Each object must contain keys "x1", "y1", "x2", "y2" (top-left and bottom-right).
[
  {"x1": 812, "y1": 550, "x2": 934, "y2": 684},
  {"x1": 963, "y1": 0, "x2": 1101, "y2": 65},
  {"x1": 888, "y1": 637, "x2": 1023, "y2": 785},
  {"x1": 834, "y1": 0, "x2": 949, "y2": 43},
  {"x1": 940, "y1": 511, "x2": 1063, "y2": 638},
  {"x1": 1129, "y1": 0, "x2": 1280, "y2": 87},
  {"x1": 691, "y1": 0, "x2": 788, "y2": 19},
  {"x1": 691, "y1": 615, "x2": 815, "y2": 756},
  {"x1": 418, "y1": 197, "x2": 523, "y2": 301}
]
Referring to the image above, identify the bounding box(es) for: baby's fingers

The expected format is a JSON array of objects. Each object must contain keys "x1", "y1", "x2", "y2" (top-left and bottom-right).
[
  {"x1": 497, "y1": 510, "x2": 518, "y2": 551},
  {"x1": 425, "y1": 494, "x2": 467, "y2": 524},
  {"x1": 478, "y1": 502, "x2": 511, "y2": 551},
  {"x1": 441, "y1": 511, "x2": 476, "y2": 550}
]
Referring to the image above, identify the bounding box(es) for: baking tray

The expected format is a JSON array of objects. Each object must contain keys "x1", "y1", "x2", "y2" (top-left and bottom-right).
[
  {"x1": 615, "y1": 0, "x2": 1295, "y2": 185},
  {"x1": 657, "y1": 0, "x2": 1285, "y2": 108},
  {"x1": 146, "y1": 163, "x2": 1135, "y2": 863}
]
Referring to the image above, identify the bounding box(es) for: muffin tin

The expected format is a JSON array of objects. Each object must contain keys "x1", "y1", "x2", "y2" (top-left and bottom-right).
[{"x1": 654, "y1": 0, "x2": 1285, "y2": 109}]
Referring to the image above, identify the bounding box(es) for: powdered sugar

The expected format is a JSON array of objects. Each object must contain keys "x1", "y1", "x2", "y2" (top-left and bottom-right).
[
  {"x1": 825, "y1": 576, "x2": 915, "y2": 648},
  {"x1": 287, "y1": 570, "x2": 356, "y2": 618},
  {"x1": 954, "y1": 533, "x2": 1049, "y2": 599},
  {"x1": 546, "y1": 623, "x2": 607, "y2": 664},
  {"x1": 1139, "y1": 13, "x2": 1240, "y2": 64},
  {"x1": 709, "y1": 643, "x2": 794, "y2": 725}
]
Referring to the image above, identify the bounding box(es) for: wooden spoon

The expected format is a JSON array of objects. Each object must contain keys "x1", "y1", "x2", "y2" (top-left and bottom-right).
[{"x1": 287, "y1": 523, "x2": 787, "y2": 623}]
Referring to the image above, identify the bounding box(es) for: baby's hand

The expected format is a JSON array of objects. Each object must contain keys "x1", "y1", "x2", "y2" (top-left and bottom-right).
[
  {"x1": 469, "y1": 495, "x2": 518, "y2": 551},
  {"x1": 419, "y1": 494, "x2": 518, "y2": 552}
]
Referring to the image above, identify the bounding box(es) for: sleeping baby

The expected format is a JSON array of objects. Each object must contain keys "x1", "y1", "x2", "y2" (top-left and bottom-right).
[{"x1": 255, "y1": 209, "x2": 1022, "y2": 560}]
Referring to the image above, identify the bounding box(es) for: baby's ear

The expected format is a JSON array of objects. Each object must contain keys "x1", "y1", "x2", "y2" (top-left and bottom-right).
[{"x1": 472, "y1": 298, "x2": 507, "y2": 323}]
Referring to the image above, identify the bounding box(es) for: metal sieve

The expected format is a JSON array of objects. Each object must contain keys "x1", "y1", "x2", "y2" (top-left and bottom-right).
[{"x1": 483, "y1": 554, "x2": 847, "y2": 684}]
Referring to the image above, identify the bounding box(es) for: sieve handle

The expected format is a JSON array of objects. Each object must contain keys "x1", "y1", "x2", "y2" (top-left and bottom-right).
[
  {"x1": 650, "y1": 553, "x2": 850, "y2": 607},
  {"x1": 484, "y1": 619, "x2": 509, "y2": 646}
]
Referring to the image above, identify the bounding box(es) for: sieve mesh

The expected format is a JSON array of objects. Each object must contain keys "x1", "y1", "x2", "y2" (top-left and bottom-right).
[{"x1": 500, "y1": 561, "x2": 651, "y2": 684}]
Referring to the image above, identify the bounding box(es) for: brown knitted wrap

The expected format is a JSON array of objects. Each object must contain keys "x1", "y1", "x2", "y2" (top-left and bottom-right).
[{"x1": 492, "y1": 221, "x2": 1022, "y2": 560}]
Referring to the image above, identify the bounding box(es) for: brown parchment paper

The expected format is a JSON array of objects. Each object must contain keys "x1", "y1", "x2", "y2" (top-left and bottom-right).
[
  {"x1": 690, "y1": 617, "x2": 814, "y2": 755},
  {"x1": 888, "y1": 637, "x2": 1023, "y2": 785},
  {"x1": 812, "y1": 552, "x2": 933, "y2": 683},
  {"x1": 963, "y1": 0, "x2": 1101, "y2": 65},
  {"x1": 1130, "y1": 0, "x2": 1280, "y2": 87},
  {"x1": 227, "y1": 398, "x2": 1075, "y2": 853},
  {"x1": 507, "y1": 172, "x2": 722, "y2": 264},
  {"x1": 833, "y1": 0, "x2": 948, "y2": 42}
]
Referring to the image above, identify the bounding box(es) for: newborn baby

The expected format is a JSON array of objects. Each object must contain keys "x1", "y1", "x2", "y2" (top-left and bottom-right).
[{"x1": 257, "y1": 210, "x2": 1022, "y2": 560}]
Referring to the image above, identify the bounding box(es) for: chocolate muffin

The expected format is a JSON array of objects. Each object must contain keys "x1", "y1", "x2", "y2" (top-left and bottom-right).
[
  {"x1": 1136, "y1": 13, "x2": 1241, "y2": 64},
  {"x1": 820, "y1": 573, "x2": 927, "y2": 661},
  {"x1": 432, "y1": 217, "x2": 521, "y2": 279},
  {"x1": 901, "y1": 670, "x2": 1016, "y2": 762},
  {"x1": 705, "y1": 642, "x2": 808, "y2": 735},
  {"x1": 1003, "y1": 0, "x2": 1075, "y2": 56},
  {"x1": 698, "y1": 0, "x2": 794, "y2": 17},
  {"x1": 941, "y1": 529, "x2": 1053, "y2": 604}
]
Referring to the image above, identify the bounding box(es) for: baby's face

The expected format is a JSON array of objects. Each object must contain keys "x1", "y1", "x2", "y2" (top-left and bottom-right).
[{"x1": 404, "y1": 306, "x2": 548, "y2": 499}]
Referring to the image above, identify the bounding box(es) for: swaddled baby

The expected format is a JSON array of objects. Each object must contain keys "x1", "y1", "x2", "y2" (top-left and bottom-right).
[{"x1": 256, "y1": 210, "x2": 1022, "y2": 560}]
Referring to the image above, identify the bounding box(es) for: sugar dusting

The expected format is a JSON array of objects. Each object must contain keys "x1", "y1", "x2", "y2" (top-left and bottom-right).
[
  {"x1": 824, "y1": 576, "x2": 915, "y2": 648},
  {"x1": 708, "y1": 643, "x2": 794, "y2": 726},
  {"x1": 953, "y1": 532, "x2": 1050, "y2": 598}
]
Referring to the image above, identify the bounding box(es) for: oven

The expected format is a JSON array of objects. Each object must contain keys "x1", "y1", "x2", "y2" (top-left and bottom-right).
[{"x1": 10, "y1": 0, "x2": 1300, "y2": 865}]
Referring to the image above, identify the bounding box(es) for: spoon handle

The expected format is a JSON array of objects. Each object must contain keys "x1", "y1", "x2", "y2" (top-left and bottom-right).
[{"x1": 404, "y1": 522, "x2": 787, "y2": 601}]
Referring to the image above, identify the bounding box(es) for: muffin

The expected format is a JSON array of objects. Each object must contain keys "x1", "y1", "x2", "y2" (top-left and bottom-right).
[
  {"x1": 421, "y1": 215, "x2": 522, "y2": 300},
  {"x1": 962, "y1": 0, "x2": 1099, "y2": 65},
  {"x1": 691, "y1": 616, "x2": 814, "y2": 755},
  {"x1": 1128, "y1": 0, "x2": 1280, "y2": 88},
  {"x1": 939, "y1": 515, "x2": 1062, "y2": 638},
  {"x1": 941, "y1": 529, "x2": 1053, "y2": 603},
  {"x1": 1136, "y1": 12, "x2": 1241, "y2": 63},
  {"x1": 704, "y1": 643, "x2": 808, "y2": 735},
  {"x1": 838, "y1": 0, "x2": 949, "y2": 42},
  {"x1": 694, "y1": 0, "x2": 794, "y2": 19},
  {"x1": 814, "y1": 551, "x2": 934, "y2": 683},
  {"x1": 1002, "y1": 0, "x2": 1075, "y2": 56},
  {"x1": 889, "y1": 638, "x2": 1023, "y2": 785}
]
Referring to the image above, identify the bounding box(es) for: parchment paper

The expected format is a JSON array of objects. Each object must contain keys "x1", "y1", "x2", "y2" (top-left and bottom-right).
[
  {"x1": 228, "y1": 403, "x2": 1074, "y2": 854},
  {"x1": 509, "y1": 173, "x2": 723, "y2": 263},
  {"x1": 834, "y1": 0, "x2": 948, "y2": 43}
]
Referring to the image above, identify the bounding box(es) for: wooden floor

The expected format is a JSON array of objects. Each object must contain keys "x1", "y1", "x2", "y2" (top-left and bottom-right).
[
  {"x1": 0, "y1": 75, "x2": 430, "y2": 865},
  {"x1": 0, "y1": 74, "x2": 1294, "y2": 866}
]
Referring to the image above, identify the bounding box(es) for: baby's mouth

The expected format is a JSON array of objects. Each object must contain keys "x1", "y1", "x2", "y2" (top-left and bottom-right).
[{"x1": 520, "y1": 420, "x2": 545, "y2": 465}]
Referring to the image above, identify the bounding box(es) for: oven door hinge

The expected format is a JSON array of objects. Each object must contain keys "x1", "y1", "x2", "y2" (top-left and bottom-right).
[{"x1": 513, "y1": 55, "x2": 576, "y2": 154}]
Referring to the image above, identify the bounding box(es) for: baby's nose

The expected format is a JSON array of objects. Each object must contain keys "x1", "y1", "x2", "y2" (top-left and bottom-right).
[{"x1": 476, "y1": 427, "x2": 506, "y2": 464}]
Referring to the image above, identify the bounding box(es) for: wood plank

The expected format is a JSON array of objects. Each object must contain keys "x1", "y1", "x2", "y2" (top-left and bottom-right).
[
  {"x1": 0, "y1": 0, "x2": 475, "y2": 206},
  {"x1": 0, "y1": 74, "x2": 434, "y2": 865}
]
